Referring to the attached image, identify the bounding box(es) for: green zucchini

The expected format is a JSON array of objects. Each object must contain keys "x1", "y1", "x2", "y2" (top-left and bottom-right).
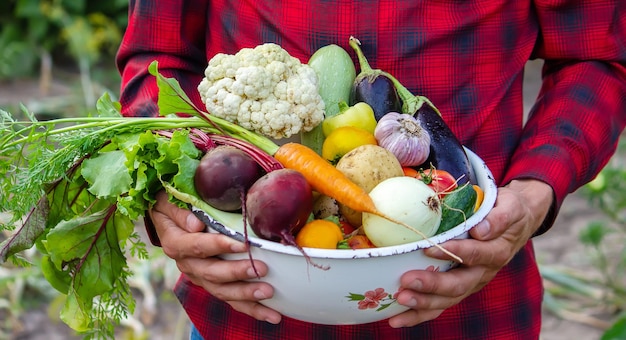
[
  {"x1": 436, "y1": 183, "x2": 477, "y2": 234},
  {"x1": 301, "y1": 44, "x2": 356, "y2": 155}
]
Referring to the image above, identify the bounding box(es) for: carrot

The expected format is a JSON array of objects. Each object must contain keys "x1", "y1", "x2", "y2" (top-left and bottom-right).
[
  {"x1": 274, "y1": 143, "x2": 463, "y2": 262},
  {"x1": 402, "y1": 166, "x2": 420, "y2": 178},
  {"x1": 473, "y1": 184, "x2": 484, "y2": 212},
  {"x1": 275, "y1": 143, "x2": 380, "y2": 215}
]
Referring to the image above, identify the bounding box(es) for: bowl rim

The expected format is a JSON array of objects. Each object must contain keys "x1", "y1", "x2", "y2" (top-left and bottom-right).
[{"x1": 193, "y1": 147, "x2": 497, "y2": 259}]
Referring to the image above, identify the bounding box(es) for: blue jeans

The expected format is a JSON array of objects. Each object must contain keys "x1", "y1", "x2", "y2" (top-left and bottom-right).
[{"x1": 190, "y1": 324, "x2": 205, "y2": 340}]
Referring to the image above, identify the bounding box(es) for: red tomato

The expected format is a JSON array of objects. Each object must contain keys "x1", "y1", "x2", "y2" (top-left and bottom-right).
[
  {"x1": 346, "y1": 235, "x2": 376, "y2": 249},
  {"x1": 414, "y1": 168, "x2": 458, "y2": 195},
  {"x1": 339, "y1": 219, "x2": 357, "y2": 235}
]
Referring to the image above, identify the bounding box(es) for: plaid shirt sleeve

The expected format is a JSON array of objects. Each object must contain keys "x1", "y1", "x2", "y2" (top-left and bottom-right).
[
  {"x1": 116, "y1": 0, "x2": 208, "y2": 117},
  {"x1": 501, "y1": 0, "x2": 626, "y2": 233}
]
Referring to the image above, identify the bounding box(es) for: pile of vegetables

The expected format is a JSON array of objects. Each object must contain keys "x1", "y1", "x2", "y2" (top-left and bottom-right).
[
  {"x1": 0, "y1": 37, "x2": 484, "y2": 338},
  {"x1": 290, "y1": 37, "x2": 483, "y2": 251}
]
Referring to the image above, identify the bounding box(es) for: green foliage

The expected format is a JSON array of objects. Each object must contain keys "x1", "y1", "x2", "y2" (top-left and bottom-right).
[
  {"x1": 0, "y1": 70, "x2": 283, "y2": 338},
  {"x1": 0, "y1": 0, "x2": 128, "y2": 79},
  {"x1": 542, "y1": 137, "x2": 626, "y2": 337},
  {"x1": 0, "y1": 94, "x2": 187, "y2": 337},
  {"x1": 602, "y1": 314, "x2": 626, "y2": 340}
]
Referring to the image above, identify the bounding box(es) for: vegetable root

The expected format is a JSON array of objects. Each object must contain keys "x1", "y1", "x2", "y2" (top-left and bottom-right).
[
  {"x1": 245, "y1": 168, "x2": 330, "y2": 271},
  {"x1": 274, "y1": 142, "x2": 462, "y2": 263}
]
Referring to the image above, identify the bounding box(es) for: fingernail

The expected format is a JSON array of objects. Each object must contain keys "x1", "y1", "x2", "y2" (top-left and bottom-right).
[
  {"x1": 186, "y1": 214, "x2": 202, "y2": 232},
  {"x1": 425, "y1": 246, "x2": 442, "y2": 258},
  {"x1": 411, "y1": 279, "x2": 423, "y2": 291},
  {"x1": 231, "y1": 242, "x2": 247, "y2": 252},
  {"x1": 254, "y1": 289, "x2": 267, "y2": 300},
  {"x1": 247, "y1": 267, "x2": 259, "y2": 277},
  {"x1": 403, "y1": 298, "x2": 417, "y2": 307},
  {"x1": 265, "y1": 316, "x2": 280, "y2": 324},
  {"x1": 475, "y1": 220, "x2": 490, "y2": 238},
  {"x1": 390, "y1": 322, "x2": 406, "y2": 329}
]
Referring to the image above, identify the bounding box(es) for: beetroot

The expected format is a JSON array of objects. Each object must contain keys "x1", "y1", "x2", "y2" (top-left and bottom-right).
[
  {"x1": 194, "y1": 145, "x2": 263, "y2": 211},
  {"x1": 245, "y1": 169, "x2": 313, "y2": 242}
]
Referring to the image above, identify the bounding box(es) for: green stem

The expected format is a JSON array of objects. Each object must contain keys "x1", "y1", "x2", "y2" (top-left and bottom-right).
[
  {"x1": 3, "y1": 117, "x2": 188, "y2": 149},
  {"x1": 348, "y1": 36, "x2": 391, "y2": 83},
  {"x1": 337, "y1": 101, "x2": 350, "y2": 114},
  {"x1": 3, "y1": 115, "x2": 280, "y2": 157},
  {"x1": 384, "y1": 73, "x2": 442, "y2": 116},
  {"x1": 202, "y1": 114, "x2": 280, "y2": 155},
  {"x1": 349, "y1": 36, "x2": 375, "y2": 74},
  {"x1": 348, "y1": 36, "x2": 442, "y2": 117}
]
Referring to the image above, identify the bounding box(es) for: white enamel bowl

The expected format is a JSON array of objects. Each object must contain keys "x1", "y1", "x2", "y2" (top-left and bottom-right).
[{"x1": 192, "y1": 148, "x2": 497, "y2": 325}]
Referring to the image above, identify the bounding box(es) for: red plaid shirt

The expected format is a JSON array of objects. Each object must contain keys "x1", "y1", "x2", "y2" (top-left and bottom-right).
[{"x1": 117, "y1": 0, "x2": 626, "y2": 339}]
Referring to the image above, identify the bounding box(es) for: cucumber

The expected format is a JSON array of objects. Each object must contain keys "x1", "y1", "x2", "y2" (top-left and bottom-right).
[
  {"x1": 301, "y1": 44, "x2": 356, "y2": 155},
  {"x1": 436, "y1": 183, "x2": 477, "y2": 234}
]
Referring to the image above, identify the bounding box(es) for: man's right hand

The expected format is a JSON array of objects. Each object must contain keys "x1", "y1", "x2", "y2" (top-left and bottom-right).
[{"x1": 149, "y1": 190, "x2": 282, "y2": 324}]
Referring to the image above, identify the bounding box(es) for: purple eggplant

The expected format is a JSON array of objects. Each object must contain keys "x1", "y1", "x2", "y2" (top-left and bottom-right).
[
  {"x1": 348, "y1": 37, "x2": 402, "y2": 121},
  {"x1": 388, "y1": 75, "x2": 476, "y2": 184},
  {"x1": 412, "y1": 101, "x2": 475, "y2": 184}
]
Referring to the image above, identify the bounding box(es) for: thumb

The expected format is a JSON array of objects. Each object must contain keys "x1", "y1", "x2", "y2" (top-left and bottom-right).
[
  {"x1": 183, "y1": 210, "x2": 206, "y2": 233},
  {"x1": 468, "y1": 187, "x2": 519, "y2": 241},
  {"x1": 469, "y1": 219, "x2": 492, "y2": 240},
  {"x1": 152, "y1": 191, "x2": 205, "y2": 233}
]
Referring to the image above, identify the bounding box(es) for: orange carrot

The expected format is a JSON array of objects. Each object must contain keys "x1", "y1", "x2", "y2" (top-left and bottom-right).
[
  {"x1": 402, "y1": 166, "x2": 419, "y2": 178},
  {"x1": 275, "y1": 143, "x2": 379, "y2": 216},
  {"x1": 274, "y1": 143, "x2": 462, "y2": 262}
]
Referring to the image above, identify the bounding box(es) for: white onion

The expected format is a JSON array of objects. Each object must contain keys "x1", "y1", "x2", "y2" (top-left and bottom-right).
[
  {"x1": 374, "y1": 112, "x2": 431, "y2": 167},
  {"x1": 362, "y1": 176, "x2": 441, "y2": 247}
]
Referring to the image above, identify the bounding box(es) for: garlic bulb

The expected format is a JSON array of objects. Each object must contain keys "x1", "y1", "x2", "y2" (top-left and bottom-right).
[{"x1": 374, "y1": 112, "x2": 431, "y2": 166}]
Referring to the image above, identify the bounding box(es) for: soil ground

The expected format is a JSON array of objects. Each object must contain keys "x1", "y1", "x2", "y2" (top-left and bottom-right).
[{"x1": 0, "y1": 60, "x2": 611, "y2": 340}]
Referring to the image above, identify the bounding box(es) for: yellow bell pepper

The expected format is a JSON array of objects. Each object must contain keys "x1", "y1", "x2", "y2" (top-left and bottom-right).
[{"x1": 322, "y1": 101, "x2": 377, "y2": 137}]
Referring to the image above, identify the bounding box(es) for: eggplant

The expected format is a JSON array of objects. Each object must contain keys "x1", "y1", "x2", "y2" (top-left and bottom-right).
[
  {"x1": 385, "y1": 72, "x2": 476, "y2": 184},
  {"x1": 413, "y1": 102, "x2": 475, "y2": 185},
  {"x1": 348, "y1": 37, "x2": 402, "y2": 121}
]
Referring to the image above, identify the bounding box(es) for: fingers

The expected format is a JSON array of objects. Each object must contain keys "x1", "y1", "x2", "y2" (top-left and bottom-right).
[
  {"x1": 147, "y1": 191, "x2": 283, "y2": 323},
  {"x1": 388, "y1": 180, "x2": 555, "y2": 328},
  {"x1": 423, "y1": 188, "x2": 527, "y2": 265},
  {"x1": 388, "y1": 308, "x2": 445, "y2": 328},
  {"x1": 427, "y1": 237, "x2": 512, "y2": 268},
  {"x1": 469, "y1": 188, "x2": 524, "y2": 241},
  {"x1": 161, "y1": 230, "x2": 247, "y2": 260},
  {"x1": 390, "y1": 266, "x2": 491, "y2": 328},
  {"x1": 180, "y1": 256, "x2": 268, "y2": 284},
  {"x1": 469, "y1": 179, "x2": 553, "y2": 241},
  {"x1": 150, "y1": 191, "x2": 250, "y2": 260},
  {"x1": 399, "y1": 266, "x2": 486, "y2": 302},
  {"x1": 228, "y1": 301, "x2": 282, "y2": 324},
  {"x1": 183, "y1": 257, "x2": 281, "y2": 324},
  {"x1": 152, "y1": 190, "x2": 205, "y2": 233}
]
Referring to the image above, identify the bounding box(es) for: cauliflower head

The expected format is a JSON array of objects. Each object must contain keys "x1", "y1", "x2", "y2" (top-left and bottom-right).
[{"x1": 198, "y1": 43, "x2": 325, "y2": 139}]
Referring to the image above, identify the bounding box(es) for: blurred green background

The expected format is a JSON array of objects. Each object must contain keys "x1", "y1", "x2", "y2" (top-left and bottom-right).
[{"x1": 0, "y1": 0, "x2": 126, "y2": 117}]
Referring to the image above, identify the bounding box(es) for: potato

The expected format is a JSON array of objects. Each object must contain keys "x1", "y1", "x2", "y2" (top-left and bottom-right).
[
  {"x1": 312, "y1": 194, "x2": 340, "y2": 219},
  {"x1": 335, "y1": 144, "x2": 404, "y2": 226}
]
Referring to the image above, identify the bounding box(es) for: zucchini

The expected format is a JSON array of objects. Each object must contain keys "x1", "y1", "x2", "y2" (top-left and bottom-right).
[
  {"x1": 436, "y1": 183, "x2": 477, "y2": 234},
  {"x1": 301, "y1": 44, "x2": 356, "y2": 155}
]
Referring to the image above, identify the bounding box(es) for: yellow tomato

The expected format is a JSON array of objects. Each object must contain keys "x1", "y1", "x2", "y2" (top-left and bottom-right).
[
  {"x1": 295, "y1": 220, "x2": 344, "y2": 249},
  {"x1": 321, "y1": 126, "x2": 377, "y2": 163}
]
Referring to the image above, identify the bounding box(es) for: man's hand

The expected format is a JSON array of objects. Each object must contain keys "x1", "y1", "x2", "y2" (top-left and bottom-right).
[
  {"x1": 388, "y1": 179, "x2": 553, "y2": 328},
  {"x1": 149, "y1": 191, "x2": 282, "y2": 324}
]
